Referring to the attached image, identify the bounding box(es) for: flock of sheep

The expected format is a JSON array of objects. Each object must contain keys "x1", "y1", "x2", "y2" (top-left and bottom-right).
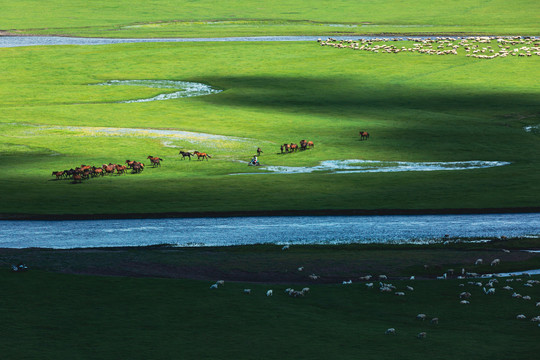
[
  {"x1": 209, "y1": 247, "x2": 539, "y2": 339},
  {"x1": 319, "y1": 36, "x2": 540, "y2": 60}
]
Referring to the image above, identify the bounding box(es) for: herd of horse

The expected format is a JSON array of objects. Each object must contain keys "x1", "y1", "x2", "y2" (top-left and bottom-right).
[
  {"x1": 281, "y1": 140, "x2": 314, "y2": 153},
  {"x1": 51, "y1": 156, "x2": 163, "y2": 183},
  {"x1": 50, "y1": 131, "x2": 368, "y2": 183}
]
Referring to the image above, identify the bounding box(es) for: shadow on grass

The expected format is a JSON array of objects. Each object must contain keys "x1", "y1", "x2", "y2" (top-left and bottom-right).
[{"x1": 200, "y1": 75, "x2": 540, "y2": 117}]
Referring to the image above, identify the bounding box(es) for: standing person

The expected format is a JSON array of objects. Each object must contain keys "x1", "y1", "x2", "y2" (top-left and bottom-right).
[{"x1": 257, "y1": 147, "x2": 263, "y2": 156}]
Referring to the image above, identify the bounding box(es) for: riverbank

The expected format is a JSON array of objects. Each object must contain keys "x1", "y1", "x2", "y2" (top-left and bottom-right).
[
  {"x1": 2, "y1": 207, "x2": 539, "y2": 221},
  {"x1": 2, "y1": 240, "x2": 539, "y2": 282}
]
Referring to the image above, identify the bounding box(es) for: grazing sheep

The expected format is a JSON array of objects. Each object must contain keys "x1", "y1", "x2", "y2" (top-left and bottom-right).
[
  {"x1": 512, "y1": 293, "x2": 522, "y2": 298},
  {"x1": 530, "y1": 316, "x2": 540, "y2": 322},
  {"x1": 431, "y1": 318, "x2": 439, "y2": 325},
  {"x1": 460, "y1": 292, "x2": 472, "y2": 299},
  {"x1": 536, "y1": 302, "x2": 540, "y2": 307},
  {"x1": 406, "y1": 286, "x2": 414, "y2": 291},
  {"x1": 417, "y1": 332, "x2": 427, "y2": 339},
  {"x1": 266, "y1": 290, "x2": 273, "y2": 297},
  {"x1": 301, "y1": 287, "x2": 310, "y2": 293},
  {"x1": 459, "y1": 283, "x2": 465, "y2": 287},
  {"x1": 416, "y1": 314, "x2": 427, "y2": 320},
  {"x1": 475, "y1": 259, "x2": 483, "y2": 265},
  {"x1": 282, "y1": 245, "x2": 289, "y2": 250},
  {"x1": 516, "y1": 314, "x2": 527, "y2": 319},
  {"x1": 366, "y1": 282, "x2": 374, "y2": 288},
  {"x1": 298, "y1": 267, "x2": 304, "y2": 272},
  {"x1": 343, "y1": 280, "x2": 352, "y2": 285},
  {"x1": 503, "y1": 286, "x2": 514, "y2": 291},
  {"x1": 502, "y1": 249, "x2": 510, "y2": 253},
  {"x1": 483, "y1": 287, "x2": 496, "y2": 295},
  {"x1": 491, "y1": 259, "x2": 501, "y2": 266},
  {"x1": 379, "y1": 275, "x2": 388, "y2": 280},
  {"x1": 360, "y1": 275, "x2": 372, "y2": 281},
  {"x1": 460, "y1": 300, "x2": 470, "y2": 304},
  {"x1": 410, "y1": 276, "x2": 415, "y2": 280},
  {"x1": 243, "y1": 289, "x2": 251, "y2": 294},
  {"x1": 216, "y1": 280, "x2": 225, "y2": 286},
  {"x1": 309, "y1": 274, "x2": 320, "y2": 280},
  {"x1": 210, "y1": 284, "x2": 218, "y2": 289},
  {"x1": 385, "y1": 328, "x2": 396, "y2": 335},
  {"x1": 395, "y1": 292, "x2": 405, "y2": 296},
  {"x1": 523, "y1": 296, "x2": 532, "y2": 300},
  {"x1": 437, "y1": 273, "x2": 447, "y2": 280}
]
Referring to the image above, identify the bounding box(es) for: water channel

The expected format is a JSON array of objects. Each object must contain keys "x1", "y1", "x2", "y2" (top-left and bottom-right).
[{"x1": 0, "y1": 213, "x2": 538, "y2": 249}]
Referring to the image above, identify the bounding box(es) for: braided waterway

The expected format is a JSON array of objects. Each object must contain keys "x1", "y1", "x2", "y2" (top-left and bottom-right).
[{"x1": 0, "y1": 213, "x2": 538, "y2": 248}]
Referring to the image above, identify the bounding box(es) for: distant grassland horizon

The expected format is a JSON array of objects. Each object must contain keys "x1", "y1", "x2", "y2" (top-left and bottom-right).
[{"x1": 1, "y1": 0, "x2": 539, "y2": 37}]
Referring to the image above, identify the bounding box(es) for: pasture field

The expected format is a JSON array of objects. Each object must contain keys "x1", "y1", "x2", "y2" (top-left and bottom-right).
[
  {"x1": 1, "y1": 0, "x2": 539, "y2": 37},
  {"x1": 1, "y1": 241, "x2": 540, "y2": 360},
  {"x1": 0, "y1": 40, "x2": 539, "y2": 217}
]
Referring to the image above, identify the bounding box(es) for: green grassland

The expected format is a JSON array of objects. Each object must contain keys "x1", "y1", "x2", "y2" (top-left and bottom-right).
[
  {"x1": 1, "y1": 0, "x2": 539, "y2": 37},
  {"x1": 1, "y1": 244, "x2": 539, "y2": 360},
  {"x1": 0, "y1": 41, "x2": 539, "y2": 216}
]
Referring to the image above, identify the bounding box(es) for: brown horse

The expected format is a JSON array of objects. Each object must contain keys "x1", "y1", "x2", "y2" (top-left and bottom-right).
[
  {"x1": 290, "y1": 143, "x2": 298, "y2": 152},
  {"x1": 132, "y1": 162, "x2": 144, "y2": 173},
  {"x1": 194, "y1": 151, "x2": 211, "y2": 161},
  {"x1": 307, "y1": 141, "x2": 314, "y2": 148},
  {"x1": 102, "y1": 164, "x2": 115, "y2": 175},
  {"x1": 115, "y1": 164, "x2": 127, "y2": 175},
  {"x1": 72, "y1": 174, "x2": 82, "y2": 183},
  {"x1": 147, "y1": 156, "x2": 163, "y2": 167},
  {"x1": 360, "y1": 131, "x2": 370, "y2": 140},
  {"x1": 52, "y1": 171, "x2": 64, "y2": 180}
]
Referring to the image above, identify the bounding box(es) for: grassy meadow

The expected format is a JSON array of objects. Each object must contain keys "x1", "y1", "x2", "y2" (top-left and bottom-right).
[
  {"x1": 1, "y1": 0, "x2": 539, "y2": 37},
  {"x1": 1, "y1": 239, "x2": 540, "y2": 360},
  {"x1": 0, "y1": 40, "x2": 538, "y2": 216}
]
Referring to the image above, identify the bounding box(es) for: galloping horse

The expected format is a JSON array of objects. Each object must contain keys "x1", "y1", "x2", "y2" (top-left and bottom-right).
[
  {"x1": 193, "y1": 151, "x2": 211, "y2": 161},
  {"x1": 102, "y1": 164, "x2": 115, "y2": 175},
  {"x1": 115, "y1": 164, "x2": 127, "y2": 175},
  {"x1": 179, "y1": 151, "x2": 193, "y2": 160},
  {"x1": 52, "y1": 171, "x2": 64, "y2": 180},
  {"x1": 147, "y1": 156, "x2": 163, "y2": 167},
  {"x1": 132, "y1": 162, "x2": 144, "y2": 173},
  {"x1": 359, "y1": 131, "x2": 370, "y2": 140}
]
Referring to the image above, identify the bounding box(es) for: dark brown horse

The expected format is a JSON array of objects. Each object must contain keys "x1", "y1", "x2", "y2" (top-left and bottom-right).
[
  {"x1": 179, "y1": 151, "x2": 193, "y2": 160},
  {"x1": 52, "y1": 171, "x2": 64, "y2": 180}
]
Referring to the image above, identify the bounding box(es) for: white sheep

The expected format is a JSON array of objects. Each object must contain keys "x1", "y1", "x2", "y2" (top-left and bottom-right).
[
  {"x1": 483, "y1": 287, "x2": 495, "y2": 295},
  {"x1": 385, "y1": 328, "x2": 396, "y2": 335},
  {"x1": 410, "y1": 276, "x2": 415, "y2": 280},
  {"x1": 430, "y1": 318, "x2": 439, "y2": 325},
  {"x1": 491, "y1": 259, "x2": 500, "y2": 266},
  {"x1": 243, "y1": 289, "x2": 251, "y2": 294},
  {"x1": 282, "y1": 245, "x2": 289, "y2": 250},
  {"x1": 301, "y1": 287, "x2": 310, "y2": 293},
  {"x1": 297, "y1": 267, "x2": 304, "y2": 272},
  {"x1": 416, "y1": 314, "x2": 427, "y2": 320},
  {"x1": 475, "y1": 259, "x2": 483, "y2": 265},
  {"x1": 460, "y1": 300, "x2": 470, "y2": 304},
  {"x1": 266, "y1": 290, "x2": 273, "y2": 297},
  {"x1": 459, "y1": 292, "x2": 472, "y2": 299},
  {"x1": 395, "y1": 292, "x2": 405, "y2": 296},
  {"x1": 309, "y1": 274, "x2": 320, "y2": 280},
  {"x1": 406, "y1": 286, "x2": 414, "y2": 291},
  {"x1": 216, "y1": 280, "x2": 225, "y2": 286},
  {"x1": 536, "y1": 302, "x2": 540, "y2": 307},
  {"x1": 417, "y1": 332, "x2": 427, "y2": 339},
  {"x1": 516, "y1": 314, "x2": 526, "y2": 319},
  {"x1": 210, "y1": 284, "x2": 218, "y2": 289},
  {"x1": 366, "y1": 282, "x2": 374, "y2": 288},
  {"x1": 523, "y1": 296, "x2": 532, "y2": 300},
  {"x1": 379, "y1": 275, "x2": 388, "y2": 280},
  {"x1": 342, "y1": 280, "x2": 352, "y2": 285}
]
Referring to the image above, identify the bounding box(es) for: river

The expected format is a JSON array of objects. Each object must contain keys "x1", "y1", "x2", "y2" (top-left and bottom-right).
[{"x1": 0, "y1": 213, "x2": 538, "y2": 248}]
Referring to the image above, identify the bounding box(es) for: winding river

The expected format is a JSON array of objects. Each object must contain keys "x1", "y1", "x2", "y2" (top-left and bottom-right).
[{"x1": 0, "y1": 213, "x2": 538, "y2": 248}]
